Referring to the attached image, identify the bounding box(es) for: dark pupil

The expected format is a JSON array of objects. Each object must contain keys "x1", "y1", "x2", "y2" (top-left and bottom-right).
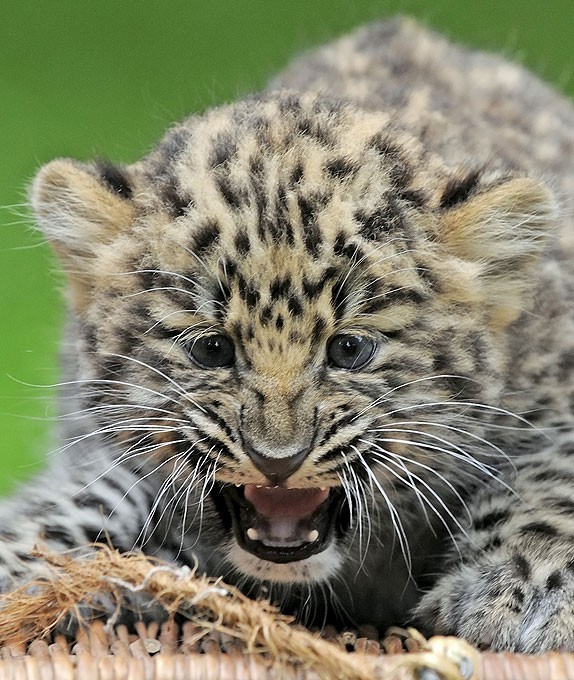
[
  {"x1": 205, "y1": 337, "x2": 222, "y2": 353},
  {"x1": 328, "y1": 334, "x2": 375, "y2": 369},
  {"x1": 189, "y1": 334, "x2": 234, "y2": 368},
  {"x1": 340, "y1": 338, "x2": 360, "y2": 356}
]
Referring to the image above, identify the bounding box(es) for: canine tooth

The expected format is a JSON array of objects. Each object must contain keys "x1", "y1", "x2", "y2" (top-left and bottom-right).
[
  {"x1": 308, "y1": 530, "x2": 319, "y2": 542},
  {"x1": 320, "y1": 487, "x2": 327, "y2": 491},
  {"x1": 235, "y1": 483, "x2": 241, "y2": 488},
  {"x1": 246, "y1": 528, "x2": 259, "y2": 541}
]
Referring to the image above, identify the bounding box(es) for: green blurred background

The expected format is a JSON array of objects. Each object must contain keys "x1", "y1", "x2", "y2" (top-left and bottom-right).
[{"x1": 1, "y1": 0, "x2": 573, "y2": 495}]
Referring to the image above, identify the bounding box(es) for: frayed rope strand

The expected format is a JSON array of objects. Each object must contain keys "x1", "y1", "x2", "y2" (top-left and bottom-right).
[{"x1": 0, "y1": 546, "x2": 408, "y2": 679}]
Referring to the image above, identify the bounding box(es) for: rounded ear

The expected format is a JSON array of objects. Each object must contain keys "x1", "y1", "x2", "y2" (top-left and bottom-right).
[
  {"x1": 30, "y1": 159, "x2": 137, "y2": 310},
  {"x1": 31, "y1": 158, "x2": 136, "y2": 267},
  {"x1": 439, "y1": 175, "x2": 558, "y2": 328}
]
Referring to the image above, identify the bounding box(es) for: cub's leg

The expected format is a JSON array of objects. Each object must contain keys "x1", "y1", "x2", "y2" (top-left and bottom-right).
[
  {"x1": 0, "y1": 457, "x2": 151, "y2": 592},
  {"x1": 416, "y1": 434, "x2": 574, "y2": 652}
]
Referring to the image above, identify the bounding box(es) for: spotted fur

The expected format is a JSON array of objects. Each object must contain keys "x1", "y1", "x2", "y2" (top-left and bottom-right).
[{"x1": 2, "y1": 18, "x2": 574, "y2": 651}]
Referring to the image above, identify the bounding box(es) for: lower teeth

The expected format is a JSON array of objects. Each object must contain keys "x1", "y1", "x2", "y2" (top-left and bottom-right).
[{"x1": 246, "y1": 527, "x2": 320, "y2": 544}]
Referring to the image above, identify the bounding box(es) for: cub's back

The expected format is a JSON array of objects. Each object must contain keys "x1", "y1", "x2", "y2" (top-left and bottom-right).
[{"x1": 271, "y1": 18, "x2": 574, "y2": 248}]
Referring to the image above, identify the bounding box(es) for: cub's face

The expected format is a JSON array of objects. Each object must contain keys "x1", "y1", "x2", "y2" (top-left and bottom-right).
[{"x1": 31, "y1": 93, "x2": 554, "y2": 585}]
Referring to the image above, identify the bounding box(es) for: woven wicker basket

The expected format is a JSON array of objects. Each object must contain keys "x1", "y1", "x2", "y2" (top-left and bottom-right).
[
  {"x1": 2, "y1": 620, "x2": 574, "y2": 680},
  {"x1": 1, "y1": 548, "x2": 574, "y2": 680}
]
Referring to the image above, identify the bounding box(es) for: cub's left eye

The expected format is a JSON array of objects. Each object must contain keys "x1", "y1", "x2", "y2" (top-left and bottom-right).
[
  {"x1": 186, "y1": 333, "x2": 235, "y2": 368},
  {"x1": 327, "y1": 334, "x2": 377, "y2": 370}
]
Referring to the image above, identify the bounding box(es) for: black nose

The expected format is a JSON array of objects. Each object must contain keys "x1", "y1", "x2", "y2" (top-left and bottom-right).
[{"x1": 244, "y1": 444, "x2": 309, "y2": 485}]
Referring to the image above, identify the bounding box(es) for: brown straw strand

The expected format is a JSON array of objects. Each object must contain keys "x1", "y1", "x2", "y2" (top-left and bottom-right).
[{"x1": 0, "y1": 547, "x2": 389, "y2": 680}]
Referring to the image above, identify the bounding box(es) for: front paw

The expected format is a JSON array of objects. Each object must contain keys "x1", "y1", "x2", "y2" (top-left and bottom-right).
[{"x1": 415, "y1": 537, "x2": 574, "y2": 652}]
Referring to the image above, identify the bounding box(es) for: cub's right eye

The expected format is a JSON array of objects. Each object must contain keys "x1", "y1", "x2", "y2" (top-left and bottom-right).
[
  {"x1": 186, "y1": 334, "x2": 235, "y2": 368},
  {"x1": 327, "y1": 333, "x2": 377, "y2": 370}
]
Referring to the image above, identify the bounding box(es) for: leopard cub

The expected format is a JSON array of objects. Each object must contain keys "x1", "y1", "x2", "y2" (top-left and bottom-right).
[{"x1": 2, "y1": 18, "x2": 574, "y2": 652}]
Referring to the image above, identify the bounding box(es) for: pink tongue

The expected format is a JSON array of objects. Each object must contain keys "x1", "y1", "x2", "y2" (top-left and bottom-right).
[{"x1": 244, "y1": 486, "x2": 329, "y2": 520}]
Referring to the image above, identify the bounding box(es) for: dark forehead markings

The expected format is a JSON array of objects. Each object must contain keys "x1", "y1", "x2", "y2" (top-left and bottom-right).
[
  {"x1": 220, "y1": 258, "x2": 237, "y2": 281},
  {"x1": 249, "y1": 154, "x2": 264, "y2": 175},
  {"x1": 287, "y1": 295, "x2": 303, "y2": 317},
  {"x1": 369, "y1": 136, "x2": 413, "y2": 189},
  {"x1": 333, "y1": 232, "x2": 347, "y2": 257},
  {"x1": 290, "y1": 162, "x2": 304, "y2": 185},
  {"x1": 397, "y1": 188, "x2": 428, "y2": 208},
  {"x1": 251, "y1": 172, "x2": 267, "y2": 224},
  {"x1": 275, "y1": 184, "x2": 295, "y2": 245},
  {"x1": 334, "y1": 237, "x2": 366, "y2": 264},
  {"x1": 146, "y1": 125, "x2": 192, "y2": 214},
  {"x1": 388, "y1": 157, "x2": 412, "y2": 188},
  {"x1": 298, "y1": 195, "x2": 322, "y2": 258},
  {"x1": 244, "y1": 323, "x2": 255, "y2": 341},
  {"x1": 302, "y1": 266, "x2": 338, "y2": 299},
  {"x1": 331, "y1": 279, "x2": 349, "y2": 321},
  {"x1": 439, "y1": 170, "x2": 481, "y2": 209},
  {"x1": 156, "y1": 171, "x2": 193, "y2": 218},
  {"x1": 362, "y1": 287, "x2": 427, "y2": 314},
  {"x1": 325, "y1": 157, "x2": 358, "y2": 180},
  {"x1": 270, "y1": 275, "x2": 292, "y2": 301},
  {"x1": 211, "y1": 279, "x2": 231, "y2": 319},
  {"x1": 300, "y1": 281, "x2": 320, "y2": 304},
  {"x1": 237, "y1": 275, "x2": 260, "y2": 310},
  {"x1": 259, "y1": 305, "x2": 273, "y2": 325},
  {"x1": 247, "y1": 164, "x2": 277, "y2": 243},
  {"x1": 310, "y1": 315, "x2": 327, "y2": 346},
  {"x1": 163, "y1": 185, "x2": 191, "y2": 217},
  {"x1": 191, "y1": 219, "x2": 220, "y2": 257},
  {"x1": 288, "y1": 330, "x2": 304, "y2": 343},
  {"x1": 217, "y1": 174, "x2": 247, "y2": 210},
  {"x1": 234, "y1": 229, "x2": 250, "y2": 256},
  {"x1": 355, "y1": 197, "x2": 406, "y2": 241},
  {"x1": 263, "y1": 181, "x2": 294, "y2": 241}
]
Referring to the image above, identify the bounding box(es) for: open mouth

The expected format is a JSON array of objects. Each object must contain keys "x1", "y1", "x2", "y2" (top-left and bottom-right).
[{"x1": 220, "y1": 484, "x2": 345, "y2": 563}]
